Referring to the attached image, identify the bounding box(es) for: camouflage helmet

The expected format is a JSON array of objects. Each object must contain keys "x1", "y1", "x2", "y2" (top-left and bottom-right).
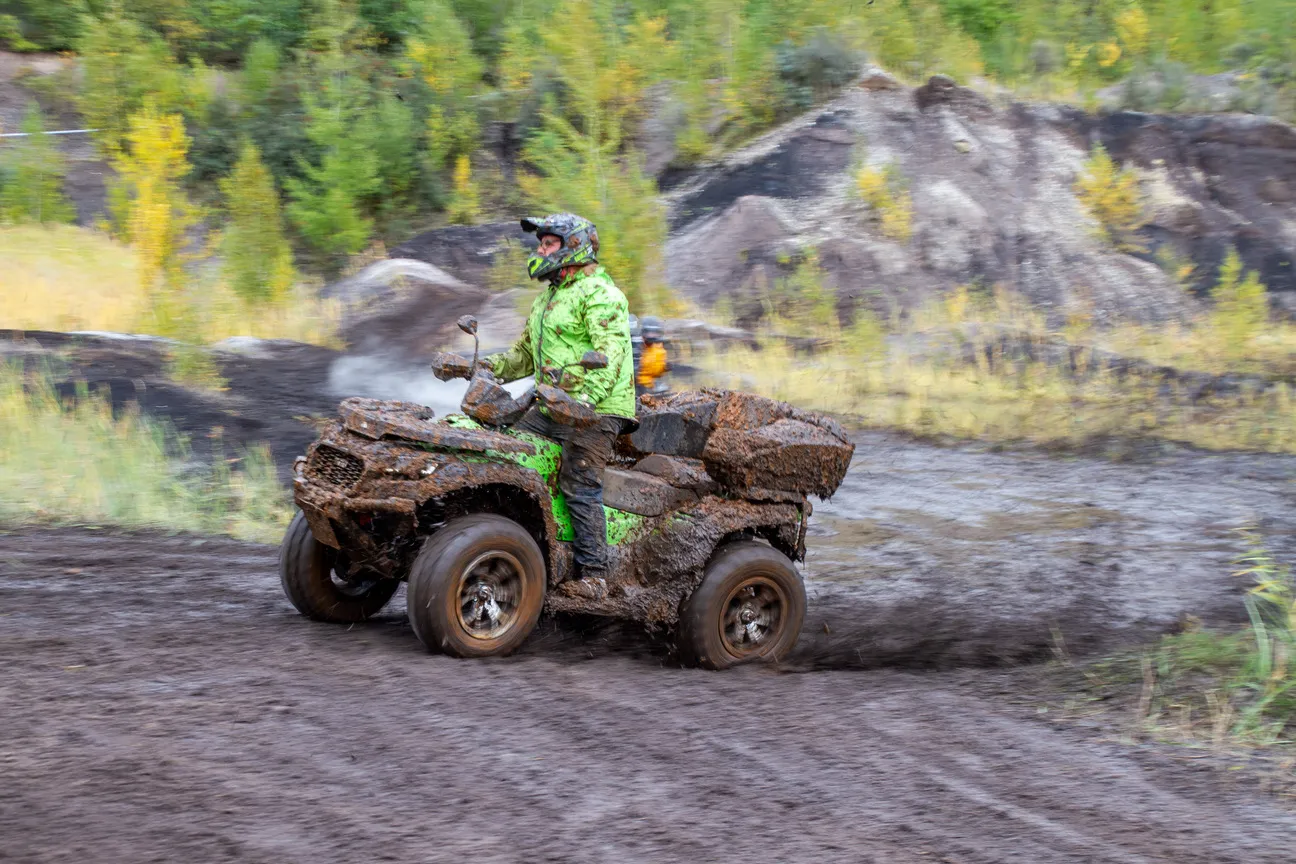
[{"x1": 520, "y1": 213, "x2": 599, "y2": 282}]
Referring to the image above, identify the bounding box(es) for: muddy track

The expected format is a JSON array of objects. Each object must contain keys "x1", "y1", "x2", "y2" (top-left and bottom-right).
[{"x1": 3, "y1": 514, "x2": 1295, "y2": 861}]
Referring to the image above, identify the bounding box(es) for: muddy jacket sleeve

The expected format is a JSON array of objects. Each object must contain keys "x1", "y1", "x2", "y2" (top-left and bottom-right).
[
  {"x1": 575, "y1": 281, "x2": 630, "y2": 407},
  {"x1": 486, "y1": 323, "x2": 535, "y2": 384}
]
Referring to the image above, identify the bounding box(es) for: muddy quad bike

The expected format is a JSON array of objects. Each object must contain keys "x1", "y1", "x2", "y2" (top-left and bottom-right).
[{"x1": 281, "y1": 315, "x2": 854, "y2": 668}]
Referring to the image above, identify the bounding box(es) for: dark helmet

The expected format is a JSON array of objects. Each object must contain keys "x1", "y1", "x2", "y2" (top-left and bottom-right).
[
  {"x1": 520, "y1": 213, "x2": 599, "y2": 282},
  {"x1": 641, "y1": 315, "x2": 664, "y2": 340}
]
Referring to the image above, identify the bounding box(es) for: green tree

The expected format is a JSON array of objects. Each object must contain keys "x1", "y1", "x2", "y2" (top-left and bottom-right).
[
  {"x1": 406, "y1": 0, "x2": 483, "y2": 171},
  {"x1": 186, "y1": 0, "x2": 310, "y2": 61},
  {"x1": 219, "y1": 141, "x2": 295, "y2": 304},
  {"x1": 78, "y1": 8, "x2": 187, "y2": 154},
  {"x1": 241, "y1": 37, "x2": 282, "y2": 105},
  {"x1": 358, "y1": 0, "x2": 436, "y2": 51},
  {"x1": 120, "y1": 0, "x2": 203, "y2": 47},
  {"x1": 0, "y1": 0, "x2": 88, "y2": 51},
  {"x1": 368, "y1": 91, "x2": 422, "y2": 232},
  {"x1": 237, "y1": 40, "x2": 314, "y2": 193},
  {"x1": 284, "y1": 59, "x2": 381, "y2": 260},
  {"x1": 0, "y1": 103, "x2": 76, "y2": 225},
  {"x1": 521, "y1": 106, "x2": 667, "y2": 311}
]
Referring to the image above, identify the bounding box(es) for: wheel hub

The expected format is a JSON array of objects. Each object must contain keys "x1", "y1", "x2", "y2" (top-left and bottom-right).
[
  {"x1": 329, "y1": 553, "x2": 381, "y2": 598},
  {"x1": 719, "y1": 578, "x2": 787, "y2": 659},
  {"x1": 457, "y1": 551, "x2": 523, "y2": 640}
]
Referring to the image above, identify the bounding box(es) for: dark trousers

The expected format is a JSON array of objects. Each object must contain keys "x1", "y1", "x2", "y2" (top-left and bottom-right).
[{"x1": 517, "y1": 408, "x2": 624, "y2": 575}]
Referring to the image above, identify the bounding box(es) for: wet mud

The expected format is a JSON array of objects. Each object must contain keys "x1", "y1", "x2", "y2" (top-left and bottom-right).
[
  {"x1": 798, "y1": 433, "x2": 1296, "y2": 668},
  {"x1": 3, "y1": 433, "x2": 1296, "y2": 861}
]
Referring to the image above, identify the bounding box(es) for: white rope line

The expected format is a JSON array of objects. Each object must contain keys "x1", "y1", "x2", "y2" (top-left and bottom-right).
[{"x1": 0, "y1": 128, "x2": 99, "y2": 138}]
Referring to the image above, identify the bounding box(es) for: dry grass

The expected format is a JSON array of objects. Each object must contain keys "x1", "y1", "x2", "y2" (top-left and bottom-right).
[
  {"x1": 1102, "y1": 319, "x2": 1296, "y2": 380},
  {"x1": 0, "y1": 223, "x2": 146, "y2": 333},
  {"x1": 0, "y1": 366, "x2": 291, "y2": 543},
  {"x1": 0, "y1": 224, "x2": 341, "y2": 347},
  {"x1": 700, "y1": 340, "x2": 1296, "y2": 453},
  {"x1": 695, "y1": 286, "x2": 1296, "y2": 454}
]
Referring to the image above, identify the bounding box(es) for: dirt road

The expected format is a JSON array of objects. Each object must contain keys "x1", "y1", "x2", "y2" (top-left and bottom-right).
[{"x1": 4, "y1": 436, "x2": 1295, "y2": 862}]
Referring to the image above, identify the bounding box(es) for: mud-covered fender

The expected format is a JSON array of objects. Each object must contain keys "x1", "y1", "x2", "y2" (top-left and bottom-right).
[{"x1": 356, "y1": 458, "x2": 562, "y2": 570}]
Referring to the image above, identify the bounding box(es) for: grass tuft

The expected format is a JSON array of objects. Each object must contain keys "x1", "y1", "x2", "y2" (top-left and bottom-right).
[
  {"x1": 1075, "y1": 532, "x2": 1296, "y2": 749},
  {"x1": 0, "y1": 366, "x2": 291, "y2": 544}
]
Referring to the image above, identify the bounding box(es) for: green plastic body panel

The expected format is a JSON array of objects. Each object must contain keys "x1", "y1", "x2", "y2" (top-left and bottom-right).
[{"x1": 432, "y1": 414, "x2": 646, "y2": 545}]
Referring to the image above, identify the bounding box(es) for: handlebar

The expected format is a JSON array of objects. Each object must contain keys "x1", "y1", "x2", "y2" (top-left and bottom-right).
[{"x1": 430, "y1": 341, "x2": 607, "y2": 429}]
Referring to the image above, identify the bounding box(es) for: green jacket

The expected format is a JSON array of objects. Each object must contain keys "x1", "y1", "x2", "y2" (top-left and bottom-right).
[{"x1": 486, "y1": 265, "x2": 636, "y2": 419}]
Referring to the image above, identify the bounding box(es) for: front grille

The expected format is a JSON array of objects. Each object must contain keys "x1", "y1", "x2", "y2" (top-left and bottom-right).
[{"x1": 311, "y1": 445, "x2": 364, "y2": 489}]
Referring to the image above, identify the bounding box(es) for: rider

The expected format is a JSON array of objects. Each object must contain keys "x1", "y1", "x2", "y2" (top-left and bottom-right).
[
  {"x1": 482, "y1": 213, "x2": 635, "y2": 599},
  {"x1": 635, "y1": 315, "x2": 668, "y2": 395}
]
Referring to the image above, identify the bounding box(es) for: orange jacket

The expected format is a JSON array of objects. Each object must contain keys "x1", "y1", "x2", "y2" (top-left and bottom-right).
[{"x1": 637, "y1": 342, "x2": 667, "y2": 387}]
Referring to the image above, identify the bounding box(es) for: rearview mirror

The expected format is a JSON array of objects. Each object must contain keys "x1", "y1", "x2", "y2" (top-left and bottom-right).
[
  {"x1": 457, "y1": 315, "x2": 478, "y2": 336},
  {"x1": 579, "y1": 350, "x2": 608, "y2": 371}
]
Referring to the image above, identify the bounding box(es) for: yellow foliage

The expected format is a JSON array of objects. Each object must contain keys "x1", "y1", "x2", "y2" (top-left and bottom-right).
[
  {"x1": 1074, "y1": 144, "x2": 1145, "y2": 252},
  {"x1": 698, "y1": 285, "x2": 1296, "y2": 455},
  {"x1": 855, "y1": 163, "x2": 914, "y2": 243},
  {"x1": 944, "y1": 285, "x2": 971, "y2": 322},
  {"x1": 113, "y1": 103, "x2": 195, "y2": 296},
  {"x1": 1115, "y1": 5, "x2": 1150, "y2": 58},
  {"x1": 880, "y1": 193, "x2": 914, "y2": 243},
  {"x1": 447, "y1": 154, "x2": 481, "y2": 225},
  {"x1": 1096, "y1": 42, "x2": 1122, "y2": 68},
  {"x1": 0, "y1": 224, "x2": 145, "y2": 332},
  {"x1": 1210, "y1": 248, "x2": 1271, "y2": 360},
  {"x1": 1065, "y1": 42, "x2": 1091, "y2": 72},
  {"x1": 855, "y1": 164, "x2": 888, "y2": 202}
]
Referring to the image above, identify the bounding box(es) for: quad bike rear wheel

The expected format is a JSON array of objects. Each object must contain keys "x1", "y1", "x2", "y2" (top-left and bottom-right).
[
  {"x1": 678, "y1": 541, "x2": 806, "y2": 670},
  {"x1": 407, "y1": 514, "x2": 546, "y2": 658},
  {"x1": 279, "y1": 511, "x2": 400, "y2": 623}
]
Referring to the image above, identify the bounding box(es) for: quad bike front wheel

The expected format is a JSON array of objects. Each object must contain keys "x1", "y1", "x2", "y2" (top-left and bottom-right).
[
  {"x1": 279, "y1": 511, "x2": 400, "y2": 623},
  {"x1": 678, "y1": 541, "x2": 806, "y2": 670},
  {"x1": 406, "y1": 514, "x2": 546, "y2": 658}
]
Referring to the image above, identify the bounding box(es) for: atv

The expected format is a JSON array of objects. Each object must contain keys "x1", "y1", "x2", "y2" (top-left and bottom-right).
[{"x1": 281, "y1": 315, "x2": 854, "y2": 668}]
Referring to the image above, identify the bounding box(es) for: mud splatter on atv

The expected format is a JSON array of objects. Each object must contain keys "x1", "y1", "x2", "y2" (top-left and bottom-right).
[{"x1": 287, "y1": 389, "x2": 853, "y2": 662}]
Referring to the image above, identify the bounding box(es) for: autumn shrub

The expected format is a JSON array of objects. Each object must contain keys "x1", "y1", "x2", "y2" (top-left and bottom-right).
[
  {"x1": 1210, "y1": 249, "x2": 1271, "y2": 360},
  {"x1": 1074, "y1": 144, "x2": 1145, "y2": 252},
  {"x1": 447, "y1": 154, "x2": 481, "y2": 225},
  {"x1": 855, "y1": 162, "x2": 914, "y2": 243}
]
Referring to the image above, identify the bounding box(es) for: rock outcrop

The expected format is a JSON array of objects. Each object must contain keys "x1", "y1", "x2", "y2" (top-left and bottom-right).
[
  {"x1": 394, "y1": 75, "x2": 1296, "y2": 326},
  {"x1": 663, "y1": 77, "x2": 1296, "y2": 324}
]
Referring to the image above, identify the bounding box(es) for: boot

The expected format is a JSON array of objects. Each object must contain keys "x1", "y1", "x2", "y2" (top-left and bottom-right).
[{"x1": 558, "y1": 567, "x2": 609, "y2": 600}]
